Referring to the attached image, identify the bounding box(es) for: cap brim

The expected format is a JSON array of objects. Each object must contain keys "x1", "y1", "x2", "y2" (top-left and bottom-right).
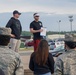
[{"x1": 18, "y1": 13, "x2": 21, "y2": 15}]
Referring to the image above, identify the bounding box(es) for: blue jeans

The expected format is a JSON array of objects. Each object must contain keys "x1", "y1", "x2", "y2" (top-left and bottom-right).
[{"x1": 35, "y1": 72, "x2": 51, "y2": 75}]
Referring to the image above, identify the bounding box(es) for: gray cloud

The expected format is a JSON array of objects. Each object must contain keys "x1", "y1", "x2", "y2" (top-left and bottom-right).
[{"x1": 0, "y1": 0, "x2": 76, "y2": 14}]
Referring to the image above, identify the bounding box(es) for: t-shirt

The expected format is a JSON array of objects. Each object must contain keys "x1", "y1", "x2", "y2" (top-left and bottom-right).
[{"x1": 30, "y1": 21, "x2": 43, "y2": 40}]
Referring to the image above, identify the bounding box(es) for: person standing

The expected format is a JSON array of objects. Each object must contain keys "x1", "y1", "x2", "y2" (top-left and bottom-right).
[
  {"x1": 30, "y1": 13, "x2": 43, "y2": 51},
  {"x1": 54, "y1": 33, "x2": 76, "y2": 75},
  {"x1": 0, "y1": 27, "x2": 24, "y2": 75},
  {"x1": 29, "y1": 39, "x2": 54, "y2": 75},
  {"x1": 6, "y1": 10, "x2": 22, "y2": 52}
]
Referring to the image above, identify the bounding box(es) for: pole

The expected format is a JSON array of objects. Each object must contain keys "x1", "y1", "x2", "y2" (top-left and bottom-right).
[
  {"x1": 70, "y1": 21, "x2": 72, "y2": 33},
  {"x1": 59, "y1": 22, "x2": 60, "y2": 37},
  {"x1": 59, "y1": 20, "x2": 61, "y2": 38},
  {"x1": 68, "y1": 16, "x2": 73, "y2": 34}
]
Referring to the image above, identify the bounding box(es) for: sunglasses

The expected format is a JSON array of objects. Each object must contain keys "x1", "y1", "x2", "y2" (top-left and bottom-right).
[{"x1": 35, "y1": 16, "x2": 39, "y2": 17}]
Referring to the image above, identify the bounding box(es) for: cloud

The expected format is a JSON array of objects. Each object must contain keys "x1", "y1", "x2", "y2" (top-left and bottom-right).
[{"x1": 0, "y1": 0, "x2": 76, "y2": 14}]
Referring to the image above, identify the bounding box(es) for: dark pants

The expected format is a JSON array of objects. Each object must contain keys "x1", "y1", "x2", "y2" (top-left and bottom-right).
[{"x1": 34, "y1": 72, "x2": 51, "y2": 75}]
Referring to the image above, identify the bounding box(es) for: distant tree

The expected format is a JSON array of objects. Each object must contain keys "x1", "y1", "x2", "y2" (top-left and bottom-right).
[
  {"x1": 21, "y1": 31, "x2": 76, "y2": 36},
  {"x1": 21, "y1": 31, "x2": 32, "y2": 36}
]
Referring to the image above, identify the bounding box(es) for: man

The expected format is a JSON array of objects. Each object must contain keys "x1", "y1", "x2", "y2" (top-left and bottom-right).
[
  {"x1": 30, "y1": 13, "x2": 43, "y2": 51},
  {"x1": 54, "y1": 33, "x2": 76, "y2": 75},
  {"x1": 6, "y1": 10, "x2": 22, "y2": 52},
  {"x1": 0, "y1": 27, "x2": 24, "y2": 75}
]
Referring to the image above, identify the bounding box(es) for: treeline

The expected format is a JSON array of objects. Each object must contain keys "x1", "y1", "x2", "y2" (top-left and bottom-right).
[
  {"x1": 21, "y1": 31, "x2": 32, "y2": 36},
  {"x1": 21, "y1": 31, "x2": 76, "y2": 36}
]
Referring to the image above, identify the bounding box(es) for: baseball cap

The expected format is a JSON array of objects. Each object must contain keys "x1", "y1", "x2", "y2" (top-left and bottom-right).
[
  {"x1": 13, "y1": 10, "x2": 21, "y2": 15},
  {"x1": 64, "y1": 33, "x2": 76, "y2": 42},
  {"x1": 34, "y1": 13, "x2": 40, "y2": 17},
  {"x1": 0, "y1": 27, "x2": 11, "y2": 36}
]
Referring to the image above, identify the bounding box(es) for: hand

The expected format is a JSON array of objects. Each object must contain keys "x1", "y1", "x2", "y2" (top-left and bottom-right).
[
  {"x1": 39, "y1": 29, "x2": 43, "y2": 32},
  {"x1": 10, "y1": 34, "x2": 15, "y2": 38}
]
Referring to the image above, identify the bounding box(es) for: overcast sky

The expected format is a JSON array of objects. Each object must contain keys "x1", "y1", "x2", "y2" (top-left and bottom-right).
[
  {"x1": 0, "y1": 0, "x2": 76, "y2": 14},
  {"x1": 0, "y1": 0, "x2": 76, "y2": 31}
]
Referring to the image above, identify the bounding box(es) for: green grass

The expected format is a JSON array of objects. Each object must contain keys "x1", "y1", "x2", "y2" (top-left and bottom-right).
[
  {"x1": 20, "y1": 47, "x2": 33, "y2": 51},
  {"x1": 20, "y1": 42, "x2": 25, "y2": 48},
  {"x1": 20, "y1": 42, "x2": 34, "y2": 51}
]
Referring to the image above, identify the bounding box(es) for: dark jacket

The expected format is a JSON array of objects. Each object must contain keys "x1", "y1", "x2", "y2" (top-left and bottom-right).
[
  {"x1": 0, "y1": 69, "x2": 5, "y2": 75},
  {"x1": 6, "y1": 17, "x2": 22, "y2": 39},
  {"x1": 29, "y1": 52, "x2": 54, "y2": 74}
]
